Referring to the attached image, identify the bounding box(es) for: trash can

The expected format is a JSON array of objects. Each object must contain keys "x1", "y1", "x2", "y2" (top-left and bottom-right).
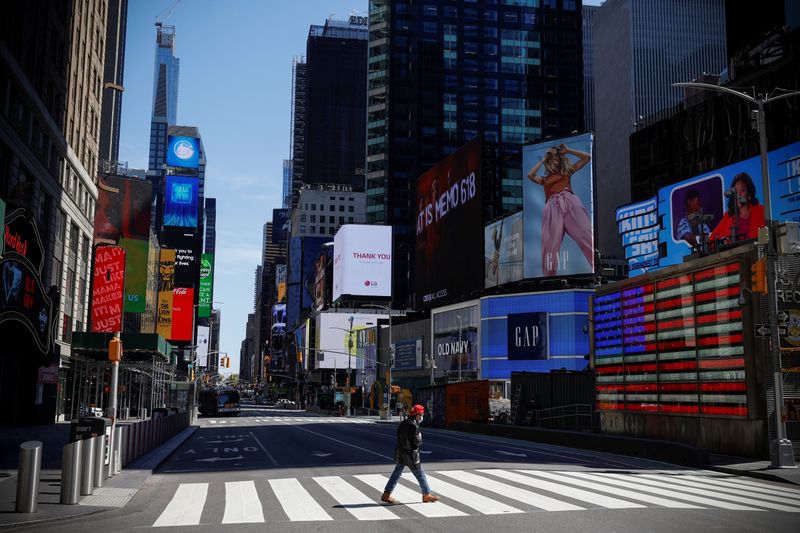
[{"x1": 70, "y1": 417, "x2": 112, "y2": 467}]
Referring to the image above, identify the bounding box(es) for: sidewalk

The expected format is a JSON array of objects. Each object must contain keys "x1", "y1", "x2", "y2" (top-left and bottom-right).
[{"x1": 0, "y1": 422, "x2": 197, "y2": 530}]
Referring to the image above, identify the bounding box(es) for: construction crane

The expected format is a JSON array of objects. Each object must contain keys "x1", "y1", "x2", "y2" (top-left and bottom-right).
[{"x1": 155, "y1": 0, "x2": 183, "y2": 27}]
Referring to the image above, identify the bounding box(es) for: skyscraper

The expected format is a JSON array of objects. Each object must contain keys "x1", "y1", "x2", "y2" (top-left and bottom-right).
[
  {"x1": 304, "y1": 18, "x2": 368, "y2": 191},
  {"x1": 582, "y1": 4, "x2": 597, "y2": 134},
  {"x1": 367, "y1": 0, "x2": 584, "y2": 306},
  {"x1": 204, "y1": 197, "x2": 216, "y2": 254},
  {"x1": 282, "y1": 159, "x2": 292, "y2": 208},
  {"x1": 593, "y1": 0, "x2": 727, "y2": 259},
  {"x1": 289, "y1": 57, "x2": 307, "y2": 208},
  {"x1": 98, "y1": 0, "x2": 128, "y2": 171}
]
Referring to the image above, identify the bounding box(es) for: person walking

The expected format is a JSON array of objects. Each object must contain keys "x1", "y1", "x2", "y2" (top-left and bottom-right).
[{"x1": 381, "y1": 404, "x2": 440, "y2": 504}]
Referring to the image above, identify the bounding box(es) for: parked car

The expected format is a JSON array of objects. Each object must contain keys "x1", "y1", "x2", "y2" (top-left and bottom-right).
[{"x1": 255, "y1": 396, "x2": 272, "y2": 406}]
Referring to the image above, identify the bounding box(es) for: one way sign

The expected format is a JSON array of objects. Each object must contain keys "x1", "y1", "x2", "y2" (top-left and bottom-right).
[{"x1": 755, "y1": 324, "x2": 787, "y2": 337}]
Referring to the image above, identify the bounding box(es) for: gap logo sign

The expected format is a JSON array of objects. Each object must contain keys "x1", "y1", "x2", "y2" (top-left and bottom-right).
[{"x1": 507, "y1": 312, "x2": 548, "y2": 360}]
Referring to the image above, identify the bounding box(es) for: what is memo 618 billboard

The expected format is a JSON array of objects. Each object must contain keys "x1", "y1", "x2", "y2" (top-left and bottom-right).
[{"x1": 415, "y1": 138, "x2": 483, "y2": 309}]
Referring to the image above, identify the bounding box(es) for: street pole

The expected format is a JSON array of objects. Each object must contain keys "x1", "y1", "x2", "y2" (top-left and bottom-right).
[
  {"x1": 456, "y1": 314, "x2": 463, "y2": 383},
  {"x1": 673, "y1": 82, "x2": 799, "y2": 468},
  {"x1": 346, "y1": 316, "x2": 353, "y2": 417},
  {"x1": 107, "y1": 332, "x2": 121, "y2": 478}
]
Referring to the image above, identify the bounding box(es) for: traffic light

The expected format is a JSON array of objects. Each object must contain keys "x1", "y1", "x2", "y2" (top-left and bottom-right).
[
  {"x1": 751, "y1": 258, "x2": 767, "y2": 294},
  {"x1": 225, "y1": 357, "x2": 230, "y2": 368}
]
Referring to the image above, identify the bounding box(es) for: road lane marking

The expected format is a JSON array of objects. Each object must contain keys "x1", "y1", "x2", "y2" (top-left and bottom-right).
[
  {"x1": 249, "y1": 431, "x2": 280, "y2": 466},
  {"x1": 314, "y1": 476, "x2": 399, "y2": 521},
  {"x1": 268, "y1": 478, "x2": 333, "y2": 521},
  {"x1": 675, "y1": 473, "x2": 800, "y2": 500},
  {"x1": 153, "y1": 483, "x2": 208, "y2": 527},
  {"x1": 516, "y1": 470, "x2": 701, "y2": 509},
  {"x1": 437, "y1": 470, "x2": 584, "y2": 511},
  {"x1": 222, "y1": 481, "x2": 264, "y2": 524},
  {"x1": 279, "y1": 422, "x2": 394, "y2": 461},
  {"x1": 354, "y1": 474, "x2": 468, "y2": 518},
  {"x1": 405, "y1": 473, "x2": 522, "y2": 515},
  {"x1": 571, "y1": 472, "x2": 764, "y2": 511}
]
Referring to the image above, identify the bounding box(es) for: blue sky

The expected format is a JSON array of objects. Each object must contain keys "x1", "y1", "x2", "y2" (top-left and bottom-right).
[{"x1": 120, "y1": 1, "x2": 367, "y2": 375}]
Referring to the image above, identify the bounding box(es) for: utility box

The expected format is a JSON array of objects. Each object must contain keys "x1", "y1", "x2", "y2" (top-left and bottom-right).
[{"x1": 70, "y1": 417, "x2": 112, "y2": 465}]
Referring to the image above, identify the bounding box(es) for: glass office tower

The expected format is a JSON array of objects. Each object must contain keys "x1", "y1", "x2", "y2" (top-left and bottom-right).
[{"x1": 366, "y1": 0, "x2": 583, "y2": 306}]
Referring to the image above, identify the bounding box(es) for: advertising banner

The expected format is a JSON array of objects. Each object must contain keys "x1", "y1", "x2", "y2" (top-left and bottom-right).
[
  {"x1": 119, "y1": 237, "x2": 148, "y2": 313},
  {"x1": 484, "y1": 211, "x2": 524, "y2": 288},
  {"x1": 315, "y1": 312, "x2": 387, "y2": 369},
  {"x1": 616, "y1": 196, "x2": 659, "y2": 276},
  {"x1": 196, "y1": 325, "x2": 210, "y2": 367},
  {"x1": 157, "y1": 249, "x2": 176, "y2": 339},
  {"x1": 0, "y1": 198, "x2": 5, "y2": 256},
  {"x1": 162, "y1": 229, "x2": 200, "y2": 286},
  {"x1": 523, "y1": 133, "x2": 595, "y2": 279},
  {"x1": 393, "y1": 338, "x2": 423, "y2": 370},
  {"x1": 333, "y1": 225, "x2": 392, "y2": 300},
  {"x1": 198, "y1": 253, "x2": 214, "y2": 318},
  {"x1": 91, "y1": 246, "x2": 126, "y2": 333},
  {"x1": 272, "y1": 208, "x2": 289, "y2": 243},
  {"x1": 94, "y1": 175, "x2": 152, "y2": 243},
  {"x1": 276, "y1": 263, "x2": 287, "y2": 302},
  {"x1": 507, "y1": 312, "x2": 548, "y2": 360},
  {"x1": 163, "y1": 175, "x2": 199, "y2": 228},
  {"x1": 166, "y1": 135, "x2": 200, "y2": 168},
  {"x1": 415, "y1": 138, "x2": 483, "y2": 308},
  {"x1": 432, "y1": 330, "x2": 478, "y2": 377},
  {"x1": 171, "y1": 287, "x2": 194, "y2": 341}
]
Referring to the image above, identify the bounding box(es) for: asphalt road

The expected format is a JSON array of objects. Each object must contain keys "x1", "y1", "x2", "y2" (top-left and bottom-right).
[{"x1": 41, "y1": 406, "x2": 800, "y2": 532}]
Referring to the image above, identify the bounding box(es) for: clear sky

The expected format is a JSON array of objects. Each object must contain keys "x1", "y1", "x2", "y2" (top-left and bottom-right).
[
  {"x1": 120, "y1": 1, "x2": 367, "y2": 375},
  {"x1": 120, "y1": 0, "x2": 604, "y2": 376}
]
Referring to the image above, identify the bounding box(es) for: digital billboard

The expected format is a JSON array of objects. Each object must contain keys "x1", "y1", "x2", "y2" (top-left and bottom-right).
[
  {"x1": 272, "y1": 208, "x2": 289, "y2": 243},
  {"x1": 415, "y1": 138, "x2": 483, "y2": 308},
  {"x1": 523, "y1": 133, "x2": 595, "y2": 279},
  {"x1": 276, "y1": 263, "x2": 287, "y2": 302},
  {"x1": 156, "y1": 249, "x2": 175, "y2": 339},
  {"x1": 119, "y1": 237, "x2": 148, "y2": 313},
  {"x1": 166, "y1": 135, "x2": 200, "y2": 169},
  {"x1": 333, "y1": 225, "x2": 392, "y2": 300},
  {"x1": 162, "y1": 229, "x2": 201, "y2": 287},
  {"x1": 484, "y1": 211, "x2": 523, "y2": 288},
  {"x1": 171, "y1": 287, "x2": 194, "y2": 341},
  {"x1": 163, "y1": 175, "x2": 199, "y2": 228},
  {"x1": 617, "y1": 141, "x2": 800, "y2": 275},
  {"x1": 91, "y1": 246, "x2": 126, "y2": 333},
  {"x1": 196, "y1": 325, "x2": 209, "y2": 367},
  {"x1": 94, "y1": 175, "x2": 152, "y2": 243},
  {"x1": 315, "y1": 312, "x2": 387, "y2": 370},
  {"x1": 198, "y1": 253, "x2": 214, "y2": 318},
  {"x1": 393, "y1": 338, "x2": 423, "y2": 370}
]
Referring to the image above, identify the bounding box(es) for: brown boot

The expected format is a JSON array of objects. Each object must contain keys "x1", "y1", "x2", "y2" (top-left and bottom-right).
[
  {"x1": 381, "y1": 491, "x2": 398, "y2": 504},
  {"x1": 422, "y1": 493, "x2": 440, "y2": 503}
]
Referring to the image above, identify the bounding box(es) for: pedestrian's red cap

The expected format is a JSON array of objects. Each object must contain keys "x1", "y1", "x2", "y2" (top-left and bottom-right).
[{"x1": 410, "y1": 404, "x2": 425, "y2": 416}]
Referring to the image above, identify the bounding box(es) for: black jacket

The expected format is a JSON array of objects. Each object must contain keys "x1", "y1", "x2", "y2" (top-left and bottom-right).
[{"x1": 394, "y1": 417, "x2": 422, "y2": 468}]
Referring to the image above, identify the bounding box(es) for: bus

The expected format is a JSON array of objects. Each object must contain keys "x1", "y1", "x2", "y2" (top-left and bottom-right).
[{"x1": 198, "y1": 388, "x2": 241, "y2": 416}]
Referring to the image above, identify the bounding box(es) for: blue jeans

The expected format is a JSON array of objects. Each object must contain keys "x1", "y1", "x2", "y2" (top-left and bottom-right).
[{"x1": 384, "y1": 463, "x2": 431, "y2": 495}]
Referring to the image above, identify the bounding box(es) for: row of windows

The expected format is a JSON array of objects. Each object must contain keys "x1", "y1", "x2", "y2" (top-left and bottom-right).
[
  {"x1": 301, "y1": 213, "x2": 357, "y2": 223},
  {"x1": 299, "y1": 219, "x2": 355, "y2": 235},
  {"x1": 302, "y1": 203, "x2": 356, "y2": 212}
]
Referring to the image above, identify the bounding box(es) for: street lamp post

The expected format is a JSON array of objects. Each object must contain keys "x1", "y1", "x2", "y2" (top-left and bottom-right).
[
  {"x1": 673, "y1": 81, "x2": 800, "y2": 468},
  {"x1": 346, "y1": 315, "x2": 354, "y2": 417},
  {"x1": 364, "y1": 304, "x2": 393, "y2": 419},
  {"x1": 456, "y1": 314, "x2": 463, "y2": 383}
]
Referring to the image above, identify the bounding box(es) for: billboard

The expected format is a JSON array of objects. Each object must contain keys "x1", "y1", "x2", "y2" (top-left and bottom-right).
[
  {"x1": 333, "y1": 225, "x2": 392, "y2": 300},
  {"x1": 156, "y1": 249, "x2": 175, "y2": 339},
  {"x1": 162, "y1": 229, "x2": 201, "y2": 286},
  {"x1": 507, "y1": 312, "x2": 548, "y2": 360},
  {"x1": 198, "y1": 253, "x2": 214, "y2": 318},
  {"x1": 523, "y1": 133, "x2": 595, "y2": 279},
  {"x1": 163, "y1": 176, "x2": 199, "y2": 228},
  {"x1": 196, "y1": 325, "x2": 210, "y2": 367},
  {"x1": 171, "y1": 287, "x2": 194, "y2": 341},
  {"x1": 94, "y1": 175, "x2": 152, "y2": 243},
  {"x1": 617, "y1": 141, "x2": 800, "y2": 275},
  {"x1": 0, "y1": 198, "x2": 5, "y2": 256},
  {"x1": 91, "y1": 246, "x2": 126, "y2": 333},
  {"x1": 119, "y1": 237, "x2": 148, "y2": 313},
  {"x1": 166, "y1": 135, "x2": 200, "y2": 169},
  {"x1": 315, "y1": 312, "x2": 387, "y2": 369},
  {"x1": 275, "y1": 263, "x2": 287, "y2": 302},
  {"x1": 272, "y1": 208, "x2": 289, "y2": 243},
  {"x1": 415, "y1": 138, "x2": 483, "y2": 308},
  {"x1": 393, "y1": 338, "x2": 423, "y2": 370},
  {"x1": 484, "y1": 211, "x2": 523, "y2": 288}
]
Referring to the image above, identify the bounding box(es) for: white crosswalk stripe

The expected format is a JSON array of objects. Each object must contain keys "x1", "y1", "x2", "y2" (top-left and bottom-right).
[{"x1": 149, "y1": 469, "x2": 800, "y2": 527}]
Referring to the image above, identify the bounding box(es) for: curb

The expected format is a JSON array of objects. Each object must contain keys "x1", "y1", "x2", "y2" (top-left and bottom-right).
[
  {"x1": 708, "y1": 465, "x2": 800, "y2": 486},
  {"x1": 0, "y1": 507, "x2": 107, "y2": 531}
]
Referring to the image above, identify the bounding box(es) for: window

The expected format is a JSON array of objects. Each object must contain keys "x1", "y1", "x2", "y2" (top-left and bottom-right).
[
  {"x1": 310, "y1": 204, "x2": 316, "y2": 211},
  {"x1": 329, "y1": 227, "x2": 336, "y2": 235},
  {"x1": 62, "y1": 314, "x2": 72, "y2": 343},
  {"x1": 310, "y1": 215, "x2": 316, "y2": 222},
  {"x1": 339, "y1": 216, "x2": 344, "y2": 224},
  {"x1": 300, "y1": 214, "x2": 307, "y2": 222},
  {"x1": 348, "y1": 217, "x2": 354, "y2": 223},
  {"x1": 329, "y1": 205, "x2": 335, "y2": 211},
  {"x1": 66, "y1": 267, "x2": 75, "y2": 295},
  {"x1": 348, "y1": 206, "x2": 354, "y2": 212},
  {"x1": 320, "y1": 216, "x2": 326, "y2": 223},
  {"x1": 310, "y1": 226, "x2": 315, "y2": 234},
  {"x1": 339, "y1": 205, "x2": 345, "y2": 212}
]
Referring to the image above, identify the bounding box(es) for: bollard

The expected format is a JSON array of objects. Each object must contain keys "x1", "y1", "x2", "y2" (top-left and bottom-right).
[
  {"x1": 15, "y1": 441, "x2": 43, "y2": 513},
  {"x1": 133, "y1": 421, "x2": 141, "y2": 460},
  {"x1": 114, "y1": 426, "x2": 123, "y2": 474},
  {"x1": 107, "y1": 428, "x2": 116, "y2": 479},
  {"x1": 121, "y1": 426, "x2": 129, "y2": 467},
  {"x1": 60, "y1": 440, "x2": 83, "y2": 505},
  {"x1": 93, "y1": 435, "x2": 105, "y2": 488},
  {"x1": 80, "y1": 436, "x2": 96, "y2": 495}
]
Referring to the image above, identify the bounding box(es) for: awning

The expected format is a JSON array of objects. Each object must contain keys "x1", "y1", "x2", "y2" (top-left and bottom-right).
[{"x1": 70, "y1": 332, "x2": 173, "y2": 362}]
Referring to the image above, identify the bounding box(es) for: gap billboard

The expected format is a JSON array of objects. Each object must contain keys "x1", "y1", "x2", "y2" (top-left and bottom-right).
[
  {"x1": 415, "y1": 138, "x2": 483, "y2": 308},
  {"x1": 523, "y1": 133, "x2": 595, "y2": 279}
]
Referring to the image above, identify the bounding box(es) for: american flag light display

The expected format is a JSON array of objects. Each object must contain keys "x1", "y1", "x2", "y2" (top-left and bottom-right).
[{"x1": 594, "y1": 262, "x2": 747, "y2": 416}]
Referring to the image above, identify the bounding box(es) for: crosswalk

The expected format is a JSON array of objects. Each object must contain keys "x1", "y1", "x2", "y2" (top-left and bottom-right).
[
  {"x1": 150, "y1": 469, "x2": 800, "y2": 526},
  {"x1": 205, "y1": 416, "x2": 374, "y2": 425}
]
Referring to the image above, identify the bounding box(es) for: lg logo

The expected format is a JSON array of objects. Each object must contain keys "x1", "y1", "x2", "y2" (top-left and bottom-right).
[{"x1": 363, "y1": 280, "x2": 378, "y2": 287}]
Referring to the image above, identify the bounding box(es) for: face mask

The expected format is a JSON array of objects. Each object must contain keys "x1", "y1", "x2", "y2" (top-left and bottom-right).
[{"x1": 418, "y1": 416, "x2": 424, "y2": 424}]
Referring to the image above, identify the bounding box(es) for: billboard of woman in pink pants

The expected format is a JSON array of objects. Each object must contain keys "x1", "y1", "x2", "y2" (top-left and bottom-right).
[{"x1": 523, "y1": 133, "x2": 595, "y2": 279}]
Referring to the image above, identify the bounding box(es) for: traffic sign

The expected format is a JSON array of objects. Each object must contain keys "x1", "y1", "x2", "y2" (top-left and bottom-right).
[
  {"x1": 777, "y1": 311, "x2": 789, "y2": 322},
  {"x1": 755, "y1": 324, "x2": 787, "y2": 337}
]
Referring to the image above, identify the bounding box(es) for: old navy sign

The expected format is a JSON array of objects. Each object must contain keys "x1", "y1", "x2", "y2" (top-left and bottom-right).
[{"x1": 507, "y1": 312, "x2": 548, "y2": 360}]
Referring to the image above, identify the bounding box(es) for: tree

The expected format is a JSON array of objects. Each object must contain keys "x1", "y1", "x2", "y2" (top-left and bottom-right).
[{"x1": 226, "y1": 374, "x2": 239, "y2": 386}]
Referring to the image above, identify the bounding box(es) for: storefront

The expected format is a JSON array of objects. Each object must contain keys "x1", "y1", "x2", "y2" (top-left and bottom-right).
[{"x1": 431, "y1": 301, "x2": 480, "y2": 384}]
